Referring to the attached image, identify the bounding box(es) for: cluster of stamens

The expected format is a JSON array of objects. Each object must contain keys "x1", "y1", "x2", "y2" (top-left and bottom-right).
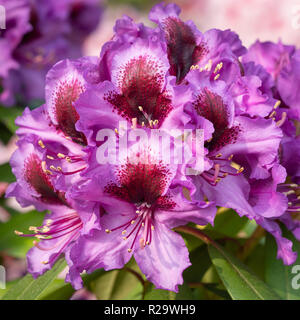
[
  {"x1": 15, "y1": 212, "x2": 83, "y2": 265},
  {"x1": 267, "y1": 100, "x2": 287, "y2": 127},
  {"x1": 202, "y1": 153, "x2": 244, "y2": 186},
  {"x1": 278, "y1": 183, "x2": 300, "y2": 213},
  {"x1": 38, "y1": 139, "x2": 86, "y2": 176},
  {"x1": 105, "y1": 202, "x2": 155, "y2": 253}
]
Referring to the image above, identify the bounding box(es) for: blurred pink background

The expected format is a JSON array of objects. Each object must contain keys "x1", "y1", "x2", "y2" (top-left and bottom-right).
[{"x1": 84, "y1": 0, "x2": 300, "y2": 56}]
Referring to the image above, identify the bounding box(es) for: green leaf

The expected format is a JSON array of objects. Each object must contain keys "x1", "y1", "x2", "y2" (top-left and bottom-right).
[
  {"x1": 38, "y1": 268, "x2": 107, "y2": 300},
  {"x1": 1, "y1": 259, "x2": 67, "y2": 300},
  {"x1": 175, "y1": 282, "x2": 194, "y2": 300},
  {"x1": 144, "y1": 284, "x2": 175, "y2": 300},
  {"x1": 0, "y1": 210, "x2": 44, "y2": 258},
  {"x1": 245, "y1": 243, "x2": 265, "y2": 281},
  {"x1": 90, "y1": 260, "x2": 143, "y2": 300},
  {"x1": 207, "y1": 209, "x2": 249, "y2": 237},
  {"x1": 37, "y1": 279, "x2": 75, "y2": 300},
  {"x1": 208, "y1": 244, "x2": 280, "y2": 300},
  {"x1": 0, "y1": 162, "x2": 15, "y2": 183},
  {"x1": 183, "y1": 245, "x2": 211, "y2": 283},
  {"x1": 265, "y1": 229, "x2": 300, "y2": 300},
  {"x1": 0, "y1": 106, "x2": 23, "y2": 133}
]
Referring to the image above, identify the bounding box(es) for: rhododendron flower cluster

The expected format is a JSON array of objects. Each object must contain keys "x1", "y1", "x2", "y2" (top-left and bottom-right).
[
  {"x1": 6, "y1": 2, "x2": 300, "y2": 292},
  {"x1": 0, "y1": 0, "x2": 102, "y2": 106}
]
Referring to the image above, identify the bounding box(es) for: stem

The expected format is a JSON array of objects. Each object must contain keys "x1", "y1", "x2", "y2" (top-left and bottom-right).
[
  {"x1": 239, "y1": 225, "x2": 265, "y2": 260},
  {"x1": 174, "y1": 225, "x2": 219, "y2": 248},
  {"x1": 124, "y1": 267, "x2": 146, "y2": 300}
]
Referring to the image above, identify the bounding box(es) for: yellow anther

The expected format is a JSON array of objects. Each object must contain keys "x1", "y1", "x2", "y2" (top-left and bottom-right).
[
  {"x1": 131, "y1": 220, "x2": 135, "y2": 225},
  {"x1": 123, "y1": 237, "x2": 127, "y2": 240},
  {"x1": 46, "y1": 219, "x2": 53, "y2": 226},
  {"x1": 204, "y1": 59, "x2": 212, "y2": 71},
  {"x1": 41, "y1": 226, "x2": 50, "y2": 233},
  {"x1": 222, "y1": 173, "x2": 229, "y2": 177},
  {"x1": 214, "y1": 62, "x2": 223, "y2": 73},
  {"x1": 105, "y1": 229, "x2": 111, "y2": 233},
  {"x1": 14, "y1": 230, "x2": 23, "y2": 236},
  {"x1": 131, "y1": 118, "x2": 137, "y2": 129},
  {"x1": 29, "y1": 226, "x2": 38, "y2": 233},
  {"x1": 151, "y1": 226, "x2": 155, "y2": 231},
  {"x1": 237, "y1": 167, "x2": 244, "y2": 174},
  {"x1": 41, "y1": 161, "x2": 47, "y2": 172},
  {"x1": 127, "y1": 249, "x2": 132, "y2": 253},
  {"x1": 35, "y1": 235, "x2": 47, "y2": 239},
  {"x1": 138, "y1": 106, "x2": 144, "y2": 112},
  {"x1": 122, "y1": 230, "x2": 127, "y2": 235},
  {"x1": 274, "y1": 100, "x2": 281, "y2": 109},
  {"x1": 214, "y1": 74, "x2": 220, "y2": 81},
  {"x1": 38, "y1": 140, "x2": 45, "y2": 149},
  {"x1": 42, "y1": 261, "x2": 49, "y2": 265},
  {"x1": 47, "y1": 155, "x2": 54, "y2": 160},
  {"x1": 153, "y1": 120, "x2": 159, "y2": 126},
  {"x1": 228, "y1": 154, "x2": 234, "y2": 160},
  {"x1": 216, "y1": 153, "x2": 222, "y2": 158},
  {"x1": 114, "y1": 128, "x2": 119, "y2": 135},
  {"x1": 57, "y1": 153, "x2": 65, "y2": 159},
  {"x1": 269, "y1": 111, "x2": 276, "y2": 118}
]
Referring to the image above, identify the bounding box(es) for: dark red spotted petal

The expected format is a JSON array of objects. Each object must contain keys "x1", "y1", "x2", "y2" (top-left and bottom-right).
[
  {"x1": 104, "y1": 55, "x2": 172, "y2": 127},
  {"x1": 193, "y1": 88, "x2": 240, "y2": 151},
  {"x1": 54, "y1": 79, "x2": 87, "y2": 145},
  {"x1": 104, "y1": 161, "x2": 175, "y2": 210},
  {"x1": 24, "y1": 153, "x2": 66, "y2": 205},
  {"x1": 163, "y1": 17, "x2": 207, "y2": 83}
]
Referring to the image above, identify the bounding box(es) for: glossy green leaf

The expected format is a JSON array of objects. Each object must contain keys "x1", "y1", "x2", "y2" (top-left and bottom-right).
[
  {"x1": 183, "y1": 245, "x2": 211, "y2": 283},
  {"x1": 0, "y1": 163, "x2": 15, "y2": 183},
  {"x1": 265, "y1": 230, "x2": 300, "y2": 300},
  {"x1": 1, "y1": 259, "x2": 67, "y2": 300},
  {"x1": 0, "y1": 106, "x2": 23, "y2": 133},
  {"x1": 207, "y1": 209, "x2": 249, "y2": 237},
  {"x1": 90, "y1": 260, "x2": 143, "y2": 300},
  {"x1": 208, "y1": 244, "x2": 280, "y2": 300},
  {"x1": 144, "y1": 284, "x2": 175, "y2": 300}
]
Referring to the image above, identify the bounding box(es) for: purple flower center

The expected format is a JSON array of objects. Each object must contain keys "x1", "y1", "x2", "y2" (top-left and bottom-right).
[
  {"x1": 24, "y1": 153, "x2": 67, "y2": 205},
  {"x1": 163, "y1": 17, "x2": 207, "y2": 83},
  {"x1": 105, "y1": 161, "x2": 175, "y2": 209},
  {"x1": 193, "y1": 88, "x2": 240, "y2": 152},
  {"x1": 54, "y1": 79, "x2": 87, "y2": 145},
  {"x1": 104, "y1": 55, "x2": 172, "y2": 127},
  {"x1": 104, "y1": 161, "x2": 175, "y2": 251}
]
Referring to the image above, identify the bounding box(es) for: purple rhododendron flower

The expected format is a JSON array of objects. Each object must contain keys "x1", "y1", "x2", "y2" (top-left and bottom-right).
[
  {"x1": 243, "y1": 40, "x2": 300, "y2": 121},
  {"x1": 5, "y1": 2, "x2": 300, "y2": 291},
  {"x1": 0, "y1": 0, "x2": 103, "y2": 106},
  {"x1": 69, "y1": 139, "x2": 216, "y2": 292}
]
